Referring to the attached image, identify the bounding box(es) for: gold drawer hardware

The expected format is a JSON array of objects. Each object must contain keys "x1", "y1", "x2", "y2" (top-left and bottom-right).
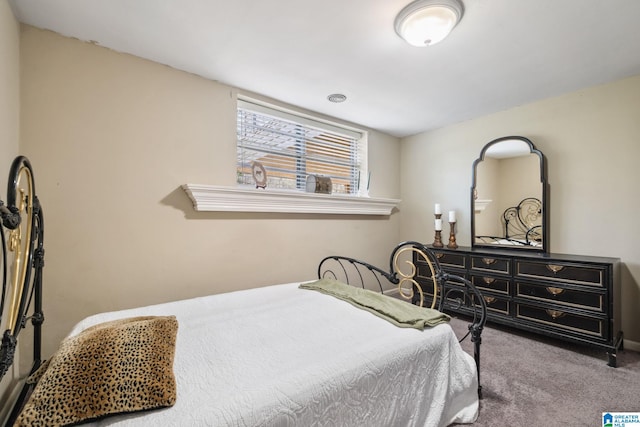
[
  {"x1": 546, "y1": 264, "x2": 565, "y2": 274},
  {"x1": 483, "y1": 296, "x2": 496, "y2": 304},
  {"x1": 545, "y1": 309, "x2": 566, "y2": 320},
  {"x1": 546, "y1": 287, "x2": 565, "y2": 296},
  {"x1": 435, "y1": 253, "x2": 444, "y2": 259},
  {"x1": 482, "y1": 277, "x2": 496, "y2": 284},
  {"x1": 481, "y1": 258, "x2": 497, "y2": 265}
]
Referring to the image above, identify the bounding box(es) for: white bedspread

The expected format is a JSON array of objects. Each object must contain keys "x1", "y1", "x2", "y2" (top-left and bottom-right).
[{"x1": 70, "y1": 282, "x2": 478, "y2": 427}]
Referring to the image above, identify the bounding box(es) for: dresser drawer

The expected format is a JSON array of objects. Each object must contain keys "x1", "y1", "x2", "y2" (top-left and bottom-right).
[
  {"x1": 432, "y1": 251, "x2": 467, "y2": 269},
  {"x1": 516, "y1": 260, "x2": 606, "y2": 287},
  {"x1": 470, "y1": 255, "x2": 510, "y2": 275},
  {"x1": 479, "y1": 294, "x2": 510, "y2": 316},
  {"x1": 470, "y1": 274, "x2": 510, "y2": 295},
  {"x1": 415, "y1": 281, "x2": 467, "y2": 309},
  {"x1": 414, "y1": 272, "x2": 437, "y2": 296},
  {"x1": 415, "y1": 290, "x2": 437, "y2": 309},
  {"x1": 516, "y1": 302, "x2": 607, "y2": 339},
  {"x1": 516, "y1": 282, "x2": 604, "y2": 312},
  {"x1": 416, "y1": 263, "x2": 440, "y2": 282}
]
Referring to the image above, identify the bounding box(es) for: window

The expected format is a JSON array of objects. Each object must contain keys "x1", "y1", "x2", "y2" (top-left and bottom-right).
[{"x1": 237, "y1": 98, "x2": 367, "y2": 196}]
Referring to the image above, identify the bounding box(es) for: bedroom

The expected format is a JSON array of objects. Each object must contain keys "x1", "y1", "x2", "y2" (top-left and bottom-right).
[{"x1": 1, "y1": 0, "x2": 639, "y2": 425}]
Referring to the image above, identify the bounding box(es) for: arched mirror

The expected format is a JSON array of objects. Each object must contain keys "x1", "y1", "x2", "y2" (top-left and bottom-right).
[{"x1": 471, "y1": 136, "x2": 548, "y2": 252}]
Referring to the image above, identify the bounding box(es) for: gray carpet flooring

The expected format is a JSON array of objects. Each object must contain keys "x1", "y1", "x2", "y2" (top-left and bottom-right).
[{"x1": 448, "y1": 317, "x2": 640, "y2": 426}]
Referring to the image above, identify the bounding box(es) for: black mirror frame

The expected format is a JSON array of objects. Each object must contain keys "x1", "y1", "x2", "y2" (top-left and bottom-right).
[{"x1": 471, "y1": 136, "x2": 549, "y2": 253}]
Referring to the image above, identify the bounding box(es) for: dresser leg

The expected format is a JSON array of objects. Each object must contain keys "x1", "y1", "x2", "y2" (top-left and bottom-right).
[{"x1": 607, "y1": 331, "x2": 624, "y2": 367}]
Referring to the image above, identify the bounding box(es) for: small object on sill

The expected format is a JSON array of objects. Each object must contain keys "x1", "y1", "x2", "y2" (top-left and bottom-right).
[
  {"x1": 306, "y1": 174, "x2": 332, "y2": 194},
  {"x1": 251, "y1": 162, "x2": 267, "y2": 189}
]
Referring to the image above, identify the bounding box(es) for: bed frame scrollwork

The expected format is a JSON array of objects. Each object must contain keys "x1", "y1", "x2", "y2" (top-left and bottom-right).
[
  {"x1": 0, "y1": 156, "x2": 45, "y2": 423},
  {"x1": 318, "y1": 241, "x2": 487, "y2": 398},
  {"x1": 476, "y1": 197, "x2": 542, "y2": 247}
]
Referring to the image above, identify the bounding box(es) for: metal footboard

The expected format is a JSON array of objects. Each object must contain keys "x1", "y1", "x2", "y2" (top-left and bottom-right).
[{"x1": 318, "y1": 241, "x2": 487, "y2": 398}]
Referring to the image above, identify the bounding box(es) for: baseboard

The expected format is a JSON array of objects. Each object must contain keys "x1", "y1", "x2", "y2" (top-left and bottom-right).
[
  {"x1": 383, "y1": 287, "x2": 412, "y2": 301},
  {"x1": 623, "y1": 339, "x2": 640, "y2": 352},
  {"x1": 382, "y1": 287, "x2": 399, "y2": 296}
]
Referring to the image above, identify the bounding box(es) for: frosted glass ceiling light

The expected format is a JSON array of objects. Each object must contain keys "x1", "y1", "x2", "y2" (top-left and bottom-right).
[{"x1": 394, "y1": 0, "x2": 464, "y2": 47}]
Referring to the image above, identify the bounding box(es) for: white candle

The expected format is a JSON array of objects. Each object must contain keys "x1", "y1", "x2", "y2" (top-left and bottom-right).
[
  {"x1": 434, "y1": 203, "x2": 442, "y2": 215},
  {"x1": 449, "y1": 210, "x2": 456, "y2": 223},
  {"x1": 435, "y1": 219, "x2": 442, "y2": 231}
]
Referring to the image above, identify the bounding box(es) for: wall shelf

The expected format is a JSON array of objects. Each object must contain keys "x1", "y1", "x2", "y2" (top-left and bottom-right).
[
  {"x1": 474, "y1": 199, "x2": 492, "y2": 213},
  {"x1": 182, "y1": 184, "x2": 400, "y2": 215}
]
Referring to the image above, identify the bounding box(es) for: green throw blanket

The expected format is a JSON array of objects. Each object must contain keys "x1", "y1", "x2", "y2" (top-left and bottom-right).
[{"x1": 300, "y1": 278, "x2": 450, "y2": 329}]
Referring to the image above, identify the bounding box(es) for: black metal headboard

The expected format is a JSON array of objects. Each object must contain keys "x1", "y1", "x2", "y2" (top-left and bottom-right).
[
  {"x1": 476, "y1": 197, "x2": 542, "y2": 247},
  {"x1": 0, "y1": 156, "x2": 45, "y2": 422}
]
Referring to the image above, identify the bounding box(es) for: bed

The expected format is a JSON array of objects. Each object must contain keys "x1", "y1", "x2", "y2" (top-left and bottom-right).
[
  {"x1": 0, "y1": 156, "x2": 487, "y2": 427},
  {"x1": 476, "y1": 197, "x2": 542, "y2": 247}
]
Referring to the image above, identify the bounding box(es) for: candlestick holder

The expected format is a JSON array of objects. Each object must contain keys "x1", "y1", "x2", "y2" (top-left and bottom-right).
[
  {"x1": 447, "y1": 221, "x2": 458, "y2": 249},
  {"x1": 433, "y1": 213, "x2": 444, "y2": 248}
]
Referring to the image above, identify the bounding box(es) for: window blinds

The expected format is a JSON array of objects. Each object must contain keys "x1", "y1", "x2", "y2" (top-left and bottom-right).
[{"x1": 237, "y1": 99, "x2": 364, "y2": 195}]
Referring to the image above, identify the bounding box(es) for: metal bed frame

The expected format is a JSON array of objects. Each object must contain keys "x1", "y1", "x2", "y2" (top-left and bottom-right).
[
  {"x1": 0, "y1": 156, "x2": 45, "y2": 427},
  {"x1": 318, "y1": 241, "x2": 487, "y2": 398},
  {"x1": 0, "y1": 158, "x2": 485, "y2": 422},
  {"x1": 476, "y1": 197, "x2": 542, "y2": 246}
]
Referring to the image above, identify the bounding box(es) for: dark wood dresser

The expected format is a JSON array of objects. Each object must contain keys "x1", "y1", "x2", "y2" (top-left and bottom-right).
[{"x1": 415, "y1": 246, "x2": 623, "y2": 366}]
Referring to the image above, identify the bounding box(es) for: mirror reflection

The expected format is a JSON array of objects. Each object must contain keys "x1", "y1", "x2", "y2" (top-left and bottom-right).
[{"x1": 471, "y1": 136, "x2": 547, "y2": 252}]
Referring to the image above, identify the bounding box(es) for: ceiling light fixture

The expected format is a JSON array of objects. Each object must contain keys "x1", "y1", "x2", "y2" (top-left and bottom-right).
[{"x1": 394, "y1": 0, "x2": 464, "y2": 47}]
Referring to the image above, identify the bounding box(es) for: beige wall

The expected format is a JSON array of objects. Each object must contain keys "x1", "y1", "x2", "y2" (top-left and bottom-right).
[
  {"x1": 18, "y1": 26, "x2": 401, "y2": 357},
  {"x1": 475, "y1": 157, "x2": 500, "y2": 237},
  {"x1": 400, "y1": 74, "x2": 640, "y2": 345},
  {"x1": 0, "y1": 0, "x2": 19, "y2": 177},
  {"x1": 0, "y1": 0, "x2": 21, "y2": 418}
]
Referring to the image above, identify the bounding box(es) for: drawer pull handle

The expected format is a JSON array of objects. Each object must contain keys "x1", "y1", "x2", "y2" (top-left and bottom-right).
[
  {"x1": 482, "y1": 277, "x2": 496, "y2": 284},
  {"x1": 546, "y1": 287, "x2": 565, "y2": 296},
  {"x1": 481, "y1": 258, "x2": 497, "y2": 265},
  {"x1": 545, "y1": 309, "x2": 566, "y2": 320},
  {"x1": 483, "y1": 296, "x2": 496, "y2": 304},
  {"x1": 435, "y1": 253, "x2": 444, "y2": 259},
  {"x1": 546, "y1": 264, "x2": 565, "y2": 274}
]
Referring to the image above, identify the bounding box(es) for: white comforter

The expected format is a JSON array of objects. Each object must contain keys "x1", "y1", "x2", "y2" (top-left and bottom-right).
[{"x1": 71, "y1": 282, "x2": 478, "y2": 427}]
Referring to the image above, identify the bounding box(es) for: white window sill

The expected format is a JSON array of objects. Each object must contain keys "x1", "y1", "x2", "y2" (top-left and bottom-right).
[{"x1": 182, "y1": 184, "x2": 399, "y2": 215}]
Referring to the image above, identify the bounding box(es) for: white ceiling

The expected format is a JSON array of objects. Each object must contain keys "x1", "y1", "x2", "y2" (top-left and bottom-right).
[{"x1": 9, "y1": 0, "x2": 640, "y2": 138}]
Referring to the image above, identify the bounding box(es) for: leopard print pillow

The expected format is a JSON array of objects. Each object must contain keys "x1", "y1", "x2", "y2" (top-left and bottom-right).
[{"x1": 15, "y1": 315, "x2": 178, "y2": 427}]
